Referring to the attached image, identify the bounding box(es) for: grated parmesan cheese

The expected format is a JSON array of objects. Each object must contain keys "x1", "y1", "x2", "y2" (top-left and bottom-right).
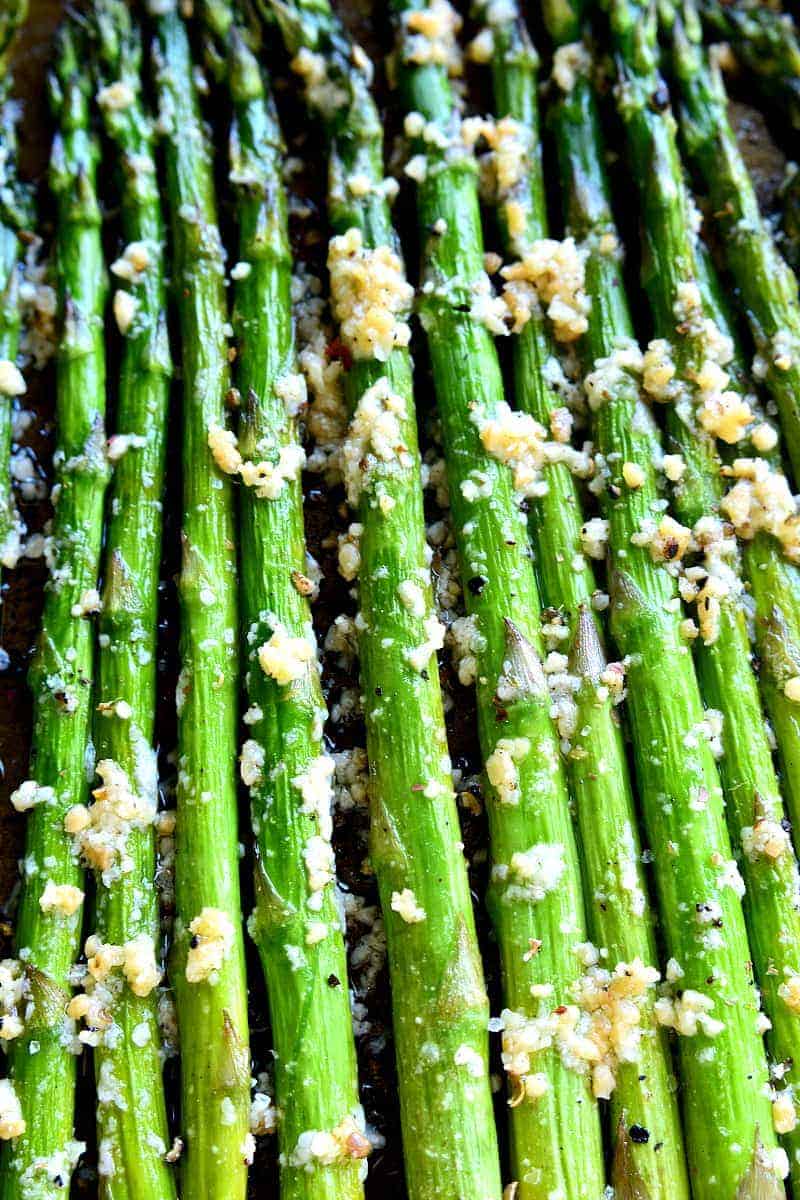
[
  {"x1": 39, "y1": 880, "x2": 84, "y2": 916},
  {"x1": 0, "y1": 360, "x2": 26, "y2": 397},
  {"x1": 0, "y1": 1079, "x2": 25, "y2": 1140},
  {"x1": 485, "y1": 737, "x2": 530, "y2": 805},
  {"x1": 341, "y1": 376, "x2": 411, "y2": 506},
  {"x1": 400, "y1": 0, "x2": 463, "y2": 75},
  {"x1": 390, "y1": 888, "x2": 427, "y2": 924},
  {"x1": 258, "y1": 624, "x2": 315, "y2": 686},
  {"x1": 501, "y1": 238, "x2": 590, "y2": 342},
  {"x1": 328, "y1": 228, "x2": 413, "y2": 362},
  {"x1": 185, "y1": 907, "x2": 235, "y2": 984}
]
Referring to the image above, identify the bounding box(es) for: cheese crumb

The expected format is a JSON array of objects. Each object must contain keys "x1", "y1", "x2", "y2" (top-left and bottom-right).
[
  {"x1": 0, "y1": 1079, "x2": 25, "y2": 1140},
  {"x1": 486, "y1": 737, "x2": 531, "y2": 805},
  {"x1": 328, "y1": 227, "x2": 413, "y2": 362},
  {"x1": 186, "y1": 907, "x2": 235, "y2": 984},
  {"x1": 773, "y1": 1092, "x2": 797, "y2": 1135},
  {"x1": 97, "y1": 81, "x2": 135, "y2": 111},
  {"x1": 240, "y1": 739, "x2": 265, "y2": 788},
  {"x1": 493, "y1": 843, "x2": 566, "y2": 903},
  {"x1": 39, "y1": 880, "x2": 84, "y2": 916},
  {"x1": 551, "y1": 42, "x2": 591, "y2": 93},
  {"x1": 289, "y1": 1114, "x2": 371, "y2": 1169},
  {"x1": 654, "y1": 989, "x2": 725, "y2": 1037},
  {"x1": 622, "y1": 462, "x2": 644, "y2": 489},
  {"x1": 10, "y1": 779, "x2": 55, "y2": 812},
  {"x1": 501, "y1": 238, "x2": 590, "y2": 342},
  {"x1": 110, "y1": 241, "x2": 151, "y2": 282},
  {"x1": 0, "y1": 360, "x2": 26, "y2": 397},
  {"x1": 391, "y1": 888, "x2": 427, "y2": 924},
  {"x1": 113, "y1": 290, "x2": 138, "y2": 335},
  {"x1": 404, "y1": 614, "x2": 446, "y2": 674},
  {"x1": 341, "y1": 376, "x2": 411, "y2": 506},
  {"x1": 720, "y1": 457, "x2": 800, "y2": 562},
  {"x1": 208, "y1": 424, "x2": 243, "y2": 475},
  {"x1": 258, "y1": 625, "x2": 315, "y2": 686},
  {"x1": 122, "y1": 934, "x2": 161, "y2": 997},
  {"x1": 400, "y1": 0, "x2": 462, "y2": 75}
]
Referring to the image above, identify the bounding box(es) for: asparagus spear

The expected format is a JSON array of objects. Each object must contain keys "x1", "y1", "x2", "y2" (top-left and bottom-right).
[
  {"x1": 200, "y1": 5, "x2": 369, "y2": 1195},
  {"x1": 695, "y1": 0, "x2": 800, "y2": 128},
  {"x1": 608, "y1": 23, "x2": 800, "y2": 1168},
  {"x1": 0, "y1": 20, "x2": 110, "y2": 1198},
  {"x1": 0, "y1": 112, "x2": 26, "y2": 574},
  {"x1": 389, "y1": 3, "x2": 612, "y2": 1195},
  {"x1": 691, "y1": 237, "x2": 800, "y2": 1183},
  {"x1": 667, "y1": 7, "x2": 800, "y2": 824},
  {"x1": 147, "y1": 5, "x2": 250, "y2": 1195},
  {"x1": 264, "y1": 3, "x2": 503, "y2": 1196},
  {"x1": 780, "y1": 162, "x2": 800, "y2": 274},
  {"x1": 0, "y1": 1, "x2": 30, "y2": 575},
  {"x1": 545, "y1": 10, "x2": 785, "y2": 1194},
  {"x1": 664, "y1": 3, "x2": 800, "y2": 484},
  {"x1": 57, "y1": 6, "x2": 178, "y2": 1197},
  {"x1": 474, "y1": 5, "x2": 687, "y2": 1194}
]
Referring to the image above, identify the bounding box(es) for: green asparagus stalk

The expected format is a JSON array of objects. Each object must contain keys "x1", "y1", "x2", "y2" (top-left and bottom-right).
[
  {"x1": 691, "y1": 237, "x2": 800, "y2": 1187},
  {"x1": 389, "y1": 2, "x2": 610, "y2": 1195},
  {"x1": 0, "y1": 103, "x2": 26, "y2": 573},
  {"x1": 0, "y1": 0, "x2": 30, "y2": 575},
  {"x1": 668, "y1": 7, "x2": 800, "y2": 827},
  {"x1": 545, "y1": 11, "x2": 785, "y2": 1194},
  {"x1": 666, "y1": 3, "x2": 800, "y2": 483},
  {"x1": 64, "y1": 6, "x2": 177, "y2": 1197},
  {"x1": 780, "y1": 162, "x2": 800, "y2": 273},
  {"x1": 0, "y1": 20, "x2": 110, "y2": 1198},
  {"x1": 264, "y1": 3, "x2": 503, "y2": 1197},
  {"x1": 608, "y1": 23, "x2": 800, "y2": 1170},
  {"x1": 475, "y1": 4, "x2": 687, "y2": 1194},
  {"x1": 200, "y1": 5, "x2": 368, "y2": 1195},
  {"x1": 147, "y1": 5, "x2": 250, "y2": 1196},
  {"x1": 695, "y1": 0, "x2": 800, "y2": 129}
]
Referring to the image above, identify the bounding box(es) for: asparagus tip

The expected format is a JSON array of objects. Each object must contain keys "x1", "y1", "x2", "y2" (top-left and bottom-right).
[
  {"x1": 569, "y1": 605, "x2": 605, "y2": 683},
  {"x1": 502, "y1": 618, "x2": 547, "y2": 697}
]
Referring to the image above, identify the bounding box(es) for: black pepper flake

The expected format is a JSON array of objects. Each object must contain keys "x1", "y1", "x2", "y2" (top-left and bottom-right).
[
  {"x1": 190, "y1": 935, "x2": 199, "y2": 949},
  {"x1": 374, "y1": 686, "x2": 383, "y2": 696},
  {"x1": 629, "y1": 1125, "x2": 650, "y2": 1144},
  {"x1": 327, "y1": 974, "x2": 340, "y2": 988},
  {"x1": 467, "y1": 575, "x2": 487, "y2": 596}
]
